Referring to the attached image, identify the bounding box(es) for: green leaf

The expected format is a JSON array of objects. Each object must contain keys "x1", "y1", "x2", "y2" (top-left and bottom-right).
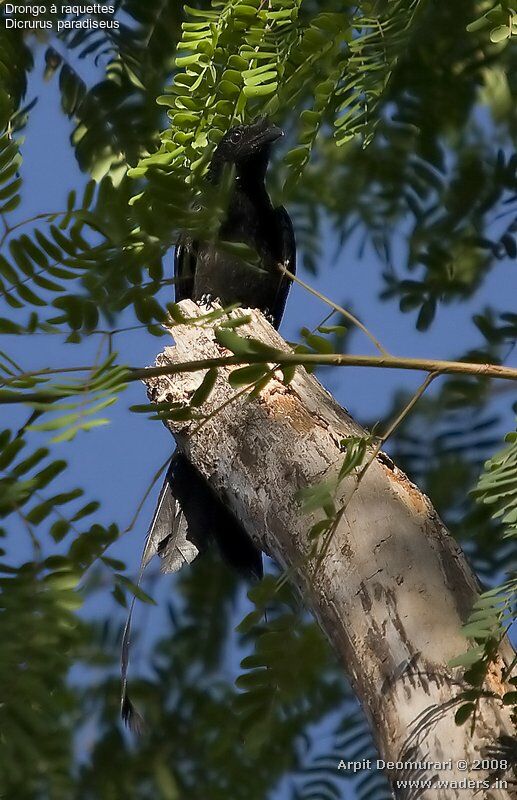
[
  {"x1": 236, "y1": 609, "x2": 264, "y2": 634},
  {"x1": 454, "y1": 703, "x2": 476, "y2": 725},
  {"x1": 50, "y1": 520, "x2": 71, "y2": 542},
  {"x1": 308, "y1": 519, "x2": 332, "y2": 540},
  {"x1": 490, "y1": 24, "x2": 511, "y2": 42},
  {"x1": 304, "y1": 333, "x2": 335, "y2": 354},
  {"x1": 26, "y1": 501, "x2": 53, "y2": 524},
  {"x1": 112, "y1": 584, "x2": 127, "y2": 608},
  {"x1": 228, "y1": 364, "x2": 269, "y2": 387},
  {"x1": 44, "y1": 570, "x2": 81, "y2": 591},
  {"x1": 339, "y1": 438, "x2": 367, "y2": 477},
  {"x1": 190, "y1": 367, "x2": 218, "y2": 406},
  {"x1": 70, "y1": 501, "x2": 100, "y2": 522},
  {"x1": 234, "y1": 4, "x2": 259, "y2": 18},
  {"x1": 416, "y1": 298, "x2": 437, "y2": 331},
  {"x1": 0, "y1": 438, "x2": 24, "y2": 469},
  {"x1": 11, "y1": 448, "x2": 48, "y2": 476},
  {"x1": 0, "y1": 318, "x2": 21, "y2": 333},
  {"x1": 448, "y1": 646, "x2": 486, "y2": 668},
  {"x1": 116, "y1": 575, "x2": 156, "y2": 605},
  {"x1": 215, "y1": 326, "x2": 254, "y2": 355},
  {"x1": 0, "y1": 194, "x2": 21, "y2": 214},
  {"x1": 0, "y1": 177, "x2": 21, "y2": 201},
  {"x1": 243, "y1": 82, "x2": 278, "y2": 97},
  {"x1": 101, "y1": 555, "x2": 126, "y2": 571},
  {"x1": 297, "y1": 480, "x2": 338, "y2": 514},
  {"x1": 33, "y1": 460, "x2": 67, "y2": 488},
  {"x1": 281, "y1": 364, "x2": 296, "y2": 384},
  {"x1": 284, "y1": 146, "x2": 308, "y2": 166}
]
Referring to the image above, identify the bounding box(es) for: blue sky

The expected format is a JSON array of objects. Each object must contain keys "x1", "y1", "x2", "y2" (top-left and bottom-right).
[{"x1": 3, "y1": 38, "x2": 517, "y2": 799}]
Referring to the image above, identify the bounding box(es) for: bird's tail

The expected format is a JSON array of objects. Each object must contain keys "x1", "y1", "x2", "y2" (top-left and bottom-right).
[
  {"x1": 147, "y1": 456, "x2": 206, "y2": 573},
  {"x1": 121, "y1": 454, "x2": 205, "y2": 730},
  {"x1": 121, "y1": 453, "x2": 262, "y2": 729}
]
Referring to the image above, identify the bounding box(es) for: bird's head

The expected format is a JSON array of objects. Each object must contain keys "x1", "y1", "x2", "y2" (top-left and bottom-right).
[{"x1": 208, "y1": 117, "x2": 283, "y2": 183}]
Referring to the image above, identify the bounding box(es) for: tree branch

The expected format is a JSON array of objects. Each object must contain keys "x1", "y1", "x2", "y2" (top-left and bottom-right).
[
  {"x1": 2, "y1": 314, "x2": 517, "y2": 408},
  {"x1": 133, "y1": 350, "x2": 517, "y2": 383},
  {"x1": 278, "y1": 264, "x2": 390, "y2": 356},
  {"x1": 142, "y1": 300, "x2": 515, "y2": 800}
]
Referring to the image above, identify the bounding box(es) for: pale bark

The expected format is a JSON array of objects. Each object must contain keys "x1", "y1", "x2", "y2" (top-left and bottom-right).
[{"x1": 145, "y1": 300, "x2": 515, "y2": 800}]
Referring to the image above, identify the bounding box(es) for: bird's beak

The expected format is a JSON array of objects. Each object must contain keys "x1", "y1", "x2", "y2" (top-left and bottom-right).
[
  {"x1": 262, "y1": 124, "x2": 284, "y2": 144},
  {"x1": 251, "y1": 118, "x2": 284, "y2": 149}
]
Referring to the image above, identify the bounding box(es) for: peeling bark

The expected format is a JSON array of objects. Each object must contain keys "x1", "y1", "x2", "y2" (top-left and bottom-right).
[{"x1": 145, "y1": 301, "x2": 516, "y2": 800}]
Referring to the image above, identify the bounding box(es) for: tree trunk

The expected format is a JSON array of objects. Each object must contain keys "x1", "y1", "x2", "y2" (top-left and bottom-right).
[{"x1": 144, "y1": 300, "x2": 515, "y2": 800}]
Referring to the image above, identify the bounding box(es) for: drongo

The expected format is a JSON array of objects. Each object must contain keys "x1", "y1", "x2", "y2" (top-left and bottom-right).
[
  {"x1": 151, "y1": 118, "x2": 296, "y2": 580},
  {"x1": 148, "y1": 117, "x2": 296, "y2": 577},
  {"x1": 122, "y1": 118, "x2": 295, "y2": 728}
]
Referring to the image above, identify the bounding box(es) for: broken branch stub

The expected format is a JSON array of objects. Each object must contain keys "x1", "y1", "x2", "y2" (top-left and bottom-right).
[{"x1": 144, "y1": 300, "x2": 515, "y2": 800}]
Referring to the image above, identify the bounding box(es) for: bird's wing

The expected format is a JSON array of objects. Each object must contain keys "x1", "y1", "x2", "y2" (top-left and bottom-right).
[
  {"x1": 271, "y1": 205, "x2": 296, "y2": 328},
  {"x1": 174, "y1": 232, "x2": 198, "y2": 301},
  {"x1": 144, "y1": 456, "x2": 204, "y2": 573},
  {"x1": 155, "y1": 487, "x2": 202, "y2": 574}
]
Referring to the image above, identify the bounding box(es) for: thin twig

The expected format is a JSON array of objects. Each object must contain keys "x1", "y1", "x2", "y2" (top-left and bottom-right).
[
  {"x1": 130, "y1": 352, "x2": 517, "y2": 384},
  {"x1": 2, "y1": 352, "x2": 517, "y2": 405},
  {"x1": 279, "y1": 264, "x2": 390, "y2": 356},
  {"x1": 15, "y1": 509, "x2": 42, "y2": 561},
  {"x1": 0, "y1": 210, "x2": 71, "y2": 248}
]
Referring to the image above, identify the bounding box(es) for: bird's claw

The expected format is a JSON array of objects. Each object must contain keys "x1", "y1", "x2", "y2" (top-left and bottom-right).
[
  {"x1": 200, "y1": 293, "x2": 218, "y2": 309},
  {"x1": 263, "y1": 308, "x2": 275, "y2": 325}
]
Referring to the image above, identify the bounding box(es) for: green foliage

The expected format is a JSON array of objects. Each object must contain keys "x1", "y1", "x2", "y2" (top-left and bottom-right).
[
  {"x1": 0, "y1": 26, "x2": 33, "y2": 130},
  {"x1": 41, "y1": 1, "x2": 184, "y2": 178},
  {"x1": 50, "y1": 553, "x2": 387, "y2": 800},
  {"x1": 236, "y1": 581, "x2": 330, "y2": 751},
  {"x1": 0, "y1": 167, "x2": 168, "y2": 335},
  {"x1": 0, "y1": 429, "x2": 67, "y2": 520},
  {"x1": 379, "y1": 148, "x2": 517, "y2": 329},
  {"x1": 298, "y1": 435, "x2": 371, "y2": 545},
  {"x1": 0, "y1": 131, "x2": 22, "y2": 216},
  {"x1": 0, "y1": 351, "x2": 128, "y2": 441},
  {"x1": 235, "y1": 574, "x2": 392, "y2": 800},
  {"x1": 5, "y1": 1, "x2": 516, "y2": 339},
  {"x1": 475, "y1": 422, "x2": 517, "y2": 535},
  {"x1": 0, "y1": 563, "x2": 81, "y2": 796},
  {"x1": 127, "y1": 0, "x2": 427, "y2": 257},
  {"x1": 467, "y1": 1, "x2": 517, "y2": 45},
  {"x1": 448, "y1": 424, "x2": 517, "y2": 726},
  {"x1": 281, "y1": 2, "x2": 517, "y2": 304},
  {"x1": 0, "y1": 428, "x2": 123, "y2": 796},
  {"x1": 333, "y1": 0, "x2": 423, "y2": 148}
]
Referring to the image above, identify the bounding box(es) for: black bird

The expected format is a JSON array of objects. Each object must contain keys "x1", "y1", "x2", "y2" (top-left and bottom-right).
[
  {"x1": 121, "y1": 118, "x2": 295, "y2": 729},
  {"x1": 148, "y1": 117, "x2": 296, "y2": 581},
  {"x1": 175, "y1": 116, "x2": 295, "y2": 327}
]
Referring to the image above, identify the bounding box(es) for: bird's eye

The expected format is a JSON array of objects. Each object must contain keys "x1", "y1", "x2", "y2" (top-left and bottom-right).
[{"x1": 230, "y1": 129, "x2": 242, "y2": 144}]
